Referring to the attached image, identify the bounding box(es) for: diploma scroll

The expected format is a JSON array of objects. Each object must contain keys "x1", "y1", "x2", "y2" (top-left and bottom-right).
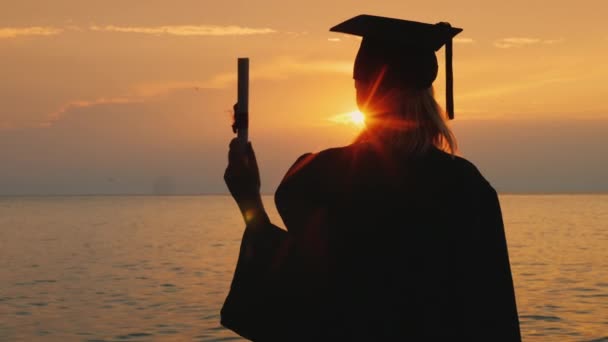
[{"x1": 233, "y1": 58, "x2": 249, "y2": 146}]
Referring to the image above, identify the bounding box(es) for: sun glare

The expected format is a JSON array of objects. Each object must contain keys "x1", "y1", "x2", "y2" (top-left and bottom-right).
[
  {"x1": 349, "y1": 110, "x2": 366, "y2": 126},
  {"x1": 328, "y1": 110, "x2": 366, "y2": 129}
]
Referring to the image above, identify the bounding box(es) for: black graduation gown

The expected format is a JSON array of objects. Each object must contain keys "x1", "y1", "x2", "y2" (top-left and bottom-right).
[{"x1": 221, "y1": 143, "x2": 521, "y2": 341}]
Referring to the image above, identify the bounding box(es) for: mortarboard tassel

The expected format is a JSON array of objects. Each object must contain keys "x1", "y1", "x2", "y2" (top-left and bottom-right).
[{"x1": 445, "y1": 34, "x2": 454, "y2": 120}]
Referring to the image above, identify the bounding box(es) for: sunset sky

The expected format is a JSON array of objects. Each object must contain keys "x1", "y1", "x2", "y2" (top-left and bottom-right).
[{"x1": 1, "y1": 0, "x2": 607, "y2": 195}]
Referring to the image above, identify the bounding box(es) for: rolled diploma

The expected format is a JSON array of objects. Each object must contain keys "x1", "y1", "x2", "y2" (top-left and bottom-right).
[{"x1": 237, "y1": 58, "x2": 249, "y2": 145}]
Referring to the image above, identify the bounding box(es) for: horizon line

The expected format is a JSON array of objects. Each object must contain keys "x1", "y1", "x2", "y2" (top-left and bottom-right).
[{"x1": 1, "y1": 192, "x2": 608, "y2": 198}]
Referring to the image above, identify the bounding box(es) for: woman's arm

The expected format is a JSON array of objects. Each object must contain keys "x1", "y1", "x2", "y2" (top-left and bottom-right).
[
  {"x1": 221, "y1": 139, "x2": 291, "y2": 340},
  {"x1": 222, "y1": 141, "x2": 327, "y2": 340},
  {"x1": 224, "y1": 139, "x2": 269, "y2": 224},
  {"x1": 221, "y1": 211, "x2": 289, "y2": 341}
]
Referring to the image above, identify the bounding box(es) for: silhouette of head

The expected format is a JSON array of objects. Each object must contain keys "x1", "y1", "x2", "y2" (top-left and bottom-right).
[
  {"x1": 331, "y1": 15, "x2": 461, "y2": 154},
  {"x1": 331, "y1": 15, "x2": 461, "y2": 119}
]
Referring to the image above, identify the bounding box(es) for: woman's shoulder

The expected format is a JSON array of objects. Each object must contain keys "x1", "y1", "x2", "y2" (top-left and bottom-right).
[
  {"x1": 275, "y1": 146, "x2": 353, "y2": 211},
  {"x1": 428, "y1": 148, "x2": 496, "y2": 194},
  {"x1": 283, "y1": 144, "x2": 497, "y2": 195},
  {"x1": 433, "y1": 149, "x2": 481, "y2": 174},
  {"x1": 283, "y1": 145, "x2": 355, "y2": 179},
  {"x1": 288, "y1": 145, "x2": 488, "y2": 179}
]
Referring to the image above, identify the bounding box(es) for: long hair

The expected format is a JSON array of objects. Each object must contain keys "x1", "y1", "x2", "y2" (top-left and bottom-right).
[{"x1": 355, "y1": 86, "x2": 457, "y2": 156}]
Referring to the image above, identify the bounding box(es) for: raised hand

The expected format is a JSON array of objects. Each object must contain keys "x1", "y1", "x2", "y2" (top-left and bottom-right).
[{"x1": 224, "y1": 139, "x2": 266, "y2": 224}]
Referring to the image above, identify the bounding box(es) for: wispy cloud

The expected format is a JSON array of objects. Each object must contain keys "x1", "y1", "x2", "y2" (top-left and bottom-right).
[
  {"x1": 44, "y1": 57, "x2": 352, "y2": 126},
  {"x1": 128, "y1": 57, "x2": 349, "y2": 100},
  {"x1": 494, "y1": 37, "x2": 563, "y2": 48},
  {"x1": 89, "y1": 25, "x2": 276, "y2": 36},
  {"x1": 0, "y1": 26, "x2": 63, "y2": 39},
  {"x1": 0, "y1": 24, "x2": 276, "y2": 40},
  {"x1": 454, "y1": 37, "x2": 475, "y2": 44},
  {"x1": 541, "y1": 39, "x2": 563, "y2": 45},
  {"x1": 45, "y1": 97, "x2": 143, "y2": 127},
  {"x1": 200, "y1": 57, "x2": 352, "y2": 88},
  {"x1": 459, "y1": 76, "x2": 575, "y2": 100},
  {"x1": 327, "y1": 37, "x2": 341, "y2": 42}
]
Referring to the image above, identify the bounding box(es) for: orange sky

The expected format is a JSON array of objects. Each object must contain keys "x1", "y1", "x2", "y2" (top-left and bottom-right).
[{"x1": 1, "y1": 0, "x2": 607, "y2": 194}]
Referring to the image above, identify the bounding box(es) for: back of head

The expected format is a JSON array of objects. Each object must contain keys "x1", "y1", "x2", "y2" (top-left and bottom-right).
[
  {"x1": 355, "y1": 82, "x2": 457, "y2": 156},
  {"x1": 331, "y1": 15, "x2": 461, "y2": 156}
]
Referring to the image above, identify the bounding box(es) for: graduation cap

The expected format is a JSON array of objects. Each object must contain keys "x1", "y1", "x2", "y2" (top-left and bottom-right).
[{"x1": 330, "y1": 15, "x2": 462, "y2": 119}]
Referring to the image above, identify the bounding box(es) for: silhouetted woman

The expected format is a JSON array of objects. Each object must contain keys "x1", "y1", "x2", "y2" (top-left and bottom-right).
[{"x1": 221, "y1": 15, "x2": 521, "y2": 341}]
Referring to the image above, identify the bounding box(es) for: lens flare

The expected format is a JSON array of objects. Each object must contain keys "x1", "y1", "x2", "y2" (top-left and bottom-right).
[
  {"x1": 329, "y1": 110, "x2": 366, "y2": 128},
  {"x1": 349, "y1": 110, "x2": 366, "y2": 126}
]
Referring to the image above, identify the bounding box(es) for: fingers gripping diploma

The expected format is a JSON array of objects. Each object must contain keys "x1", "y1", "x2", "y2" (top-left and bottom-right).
[{"x1": 224, "y1": 139, "x2": 266, "y2": 224}]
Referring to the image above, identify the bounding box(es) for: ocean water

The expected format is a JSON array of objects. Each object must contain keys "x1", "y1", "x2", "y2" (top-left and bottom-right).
[{"x1": 0, "y1": 195, "x2": 606, "y2": 341}]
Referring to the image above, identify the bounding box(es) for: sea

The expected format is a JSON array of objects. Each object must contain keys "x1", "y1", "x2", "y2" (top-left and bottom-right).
[{"x1": 0, "y1": 195, "x2": 606, "y2": 341}]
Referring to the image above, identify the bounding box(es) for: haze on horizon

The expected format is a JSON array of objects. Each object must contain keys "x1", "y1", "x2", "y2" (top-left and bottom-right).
[{"x1": 1, "y1": 0, "x2": 607, "y2": 195}]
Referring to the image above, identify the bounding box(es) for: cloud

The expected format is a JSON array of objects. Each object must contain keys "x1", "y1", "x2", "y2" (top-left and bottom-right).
[
  {"x1": 23, "y1": 55, "x2": 350, "y2": 130},
  {"x1": 117, "y1": 59, "x2": 351, "y2": 92},
  {"x1": 327, "y1": 37, "x2": 341, "y2": 42},
  {"x1": 42, "y1": 80, "x2": 214, "y2": 123},
  {"x1": 255, "y1": 57, "x2": 352, "y2": 77},
  {"x1": 89, "y1": 25, "x2": 276, "y2": 36},
  {"x1": 0, "y1": 26, "x2": 63, "y2": 39},
  {"x1": 0, "y1": 24, "x2": 277, "y2": 39},
  {"x1": 494, "y1": 37, "x2": 563, "y2": 48},
  {"x1": 47, "y1": 55, "x2": 352, "y2": 118},
  {"x1": 541, "y1": 39, "x2": 563, "y2": 45},
  {"x1": 459, "y1": 76, "x2": 575, "y2": 100},
  {"x1": 0, "y1": 86, "x2": 301, "y2": 195},
  {"x1": 454, "y1": 37, "x2": 475, "y2": 44},
  {"x1": 45, "y1": 97, "x2": 143, "y2": 127}
]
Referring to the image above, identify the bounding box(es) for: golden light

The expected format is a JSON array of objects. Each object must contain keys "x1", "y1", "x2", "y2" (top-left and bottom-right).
[
  {"x1": 329, "y1": 110, "x2": 366, "y2": 128},
  {"x1": 349, "y1": 110, "x2": 366, "y2": 126}
]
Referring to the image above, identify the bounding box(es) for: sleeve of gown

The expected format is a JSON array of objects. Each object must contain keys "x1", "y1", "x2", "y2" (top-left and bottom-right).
[
  {"x1": 474, "y1": 184, "x2": 522, "y2": 341},
  {"x1": 220, "y1": 153, "x2": 315, "y2": 341},
  {"x1": 220, "y1": 218, "x2": 290, "y2": 341}
]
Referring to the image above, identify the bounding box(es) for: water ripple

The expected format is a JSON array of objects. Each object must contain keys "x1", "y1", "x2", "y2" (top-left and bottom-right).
[{"x1": 0, "y1": 195, "x2": 606, "y2": 341}]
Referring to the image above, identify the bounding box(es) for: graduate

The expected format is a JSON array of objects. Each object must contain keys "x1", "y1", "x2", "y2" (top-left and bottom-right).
[{"x1": 221, "y1": 14, "x2": 522, "y2": 341}]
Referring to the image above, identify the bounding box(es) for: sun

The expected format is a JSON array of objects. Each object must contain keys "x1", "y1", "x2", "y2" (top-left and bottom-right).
[
  {"x1": 348, "y1": 110, "x2": 366, "y2": 126},
  {"x1": 328, "y1": 110, "x2": 367, "y2": 129}
]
